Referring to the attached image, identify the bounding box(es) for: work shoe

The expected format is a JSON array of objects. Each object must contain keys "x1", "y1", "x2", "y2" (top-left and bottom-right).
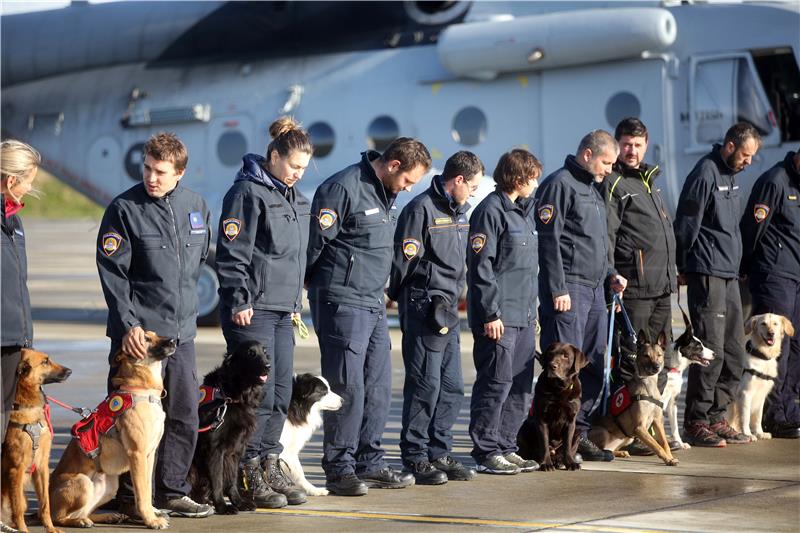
[
  {"x1": 1, "y1": 522, "x2": 21, "y2": 533},
  {"x1": 157, "y1": 495, "x2": 214, "y2": 518},
  {"x1": 119, "y1": 499, "x2": 168, "y2": 524},
  {"x1": 622, "y1": 438, "x2": 655, "y2": 456},
  {"x1": 239, "y1": 457, "x2": 288, "y2": 508},
  {"x1": 503, "y1": 452, "x2": 539, "y2": 472},
  {"x1": 668, "y1": 439, "x2": 684, "y2": 452},
  {"x1": 475, "y1": 454, "x2": 520, "y2": 475},
  {"x1": 403, "y1": 461, "x2": 448, "y2": 485},
  {"x1": 431, "y1": 455, "x2": 476, "y2": 481},
  {"x1": 326, "y1": 473, "x2": 368, "y2": 496},
  {"x1": 359, "y1": 466, "x2": 415, "y2": 489},
  {"x1": 710, "y1": 420, "x2": 752, "y2": 444},
  {"x1": 577, "y1": 436, "x2": 614, "y2": 461},
  {"x1": 683, "y1": 422, "x2": 726, "y2": 447},
  {"x1": 262, "y1": 454, "x2": 308, "y2": 505},
  {"x1": 765, "y1": 421, "x2": 800, "y2": 439}
]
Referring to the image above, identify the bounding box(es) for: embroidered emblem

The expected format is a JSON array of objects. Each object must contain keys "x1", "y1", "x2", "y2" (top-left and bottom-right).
[
  {"x1": 610, "y1": 385, "x2": 632, "y2": 416},
  {"x1": 753, "y1": 203, "x2": 770, "y2": 223},
  {"x1": 434, "y1": 216, "x2": 453, "y2": 225},
  {"x1": 402, "y1": 238, "x2": 420, "y2": 260},
  {"x1": 108, "y1": 395, "x2": 125, "y2": 413},
  {"x1": 318, "y1": 208, "x2": 337, "y2": 230},
  {"x1": 199, "y1": 387, "x2": 208, "y2": 404},
  {"x1": 189, "y1": 211, "x2": 204, "y2": 229},
  {"x1": 102, "y1": 232, "x2": 123, "y2": 257},
  {"x1": 470, "y1": 233, "x2": 486, "y2": 253},
  {"x1": 538, "y1": 204, "x2": 554, "y2": 224},
  {"x1": 223, "y1": 218, "x2": 242, "y2": 241}
]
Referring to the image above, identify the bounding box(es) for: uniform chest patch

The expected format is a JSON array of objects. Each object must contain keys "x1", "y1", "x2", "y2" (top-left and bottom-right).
[
  {"x1": 318, "y1": 208, "x2": 338, "y2": 230},
  {"x1": 538, "y1": 204, "x2": 554, "y2": 224},
  {"x1": 102, "y1": 232, "x2": 123, "y2": 257},
  {"x1": 223, "y1": 218, "x2": 242, "y2": 241},
  {"x1": 189, "y1": 211, "x2": 204, "y2": 229},
  {"x1": 470, "y1": 233, "x2": 486, "y2": 253},
  {"x1": 402, "y1": 238, "x2": 420, "y2": 260},
  {"x1": 753, "y1": 203, "x2": 770, "y2": 223}
]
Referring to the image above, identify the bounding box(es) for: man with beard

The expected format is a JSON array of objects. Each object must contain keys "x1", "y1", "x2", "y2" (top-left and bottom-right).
[{"x1": 674, "y1": 122, "x2": 761, "y2": 447}]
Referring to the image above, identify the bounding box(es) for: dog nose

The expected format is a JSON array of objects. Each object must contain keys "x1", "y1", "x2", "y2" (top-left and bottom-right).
[{"x1": 62, "y1": 367, "x2": 72, "y2": 378}]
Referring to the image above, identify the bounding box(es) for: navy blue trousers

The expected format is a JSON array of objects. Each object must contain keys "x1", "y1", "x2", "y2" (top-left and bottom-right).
[
  {"x1": 469, "y1": 325, "x2": 535, "y2": 463},
  {"x1": 749, "y1": 273, "x2": 800, "y2": 426},
  {"x1": 399, "y1": 304, "x2": 464, "y2": 466},
  {"x1": 221, "y1": 308, "x2": 294, "y2": 459},
  {"x1": 107, "y1": 339, "x2": 199, "y2": 501},
  {"x1": 311, "y1": 301, "x2": 391, "y2": 479},
  {"x1": 539, "y1": 282, "x2": 608, "y2": 435}
]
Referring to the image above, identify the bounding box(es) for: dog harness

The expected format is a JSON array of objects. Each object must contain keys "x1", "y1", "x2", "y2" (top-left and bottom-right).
[
  {"x1": 72, "y1": 392, "x2": 161, "y2": 458},
  {"x1": 609, "y1": 385, "x2": 664, "y2": 438},
  {"x1": 744, "y1": 367, "x2": 776, "y2": 381},
  {"x1": 8, "y1": 401, "x2": 53, "y2": 474},
  {"x1": 198, "y1": 385, "x2": 231, "y2": 433}
]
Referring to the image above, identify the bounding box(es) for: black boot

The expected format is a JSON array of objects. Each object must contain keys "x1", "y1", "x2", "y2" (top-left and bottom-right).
[
  {"x1": 262, "y1": 454, "x2": 308, "y2": 505},
  {"x1": 239, "y1": 457, "x2": 287, "y2": 509}
]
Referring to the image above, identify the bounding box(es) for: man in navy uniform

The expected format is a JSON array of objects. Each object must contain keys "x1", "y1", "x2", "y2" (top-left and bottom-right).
[
  {"x1": 388, "y1": 151, "x2": 483, "y2": 485},
  {"x1": 741, "y1": 149, "x2": 800, "y2": 439},
  {"x1": 674, "y1": 122, "x2": 761, "y2": 447},
  {"x1": 536, "y1": 130, "x2": 627, "y2": 462},
  {"x1": 306, "y1": 138, "x2": 431, "y2": 496}
]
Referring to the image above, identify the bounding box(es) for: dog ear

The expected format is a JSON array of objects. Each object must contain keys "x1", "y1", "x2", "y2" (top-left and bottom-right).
[
  {"x1": 680, "y1": 308, "x2": 692, "y2": 331},
  {"x1": 782, "y1": 316, "x2": 796, "y2": 338},
  {"x1": 637, "y1": 329, "x2": 649, "y2": 346},
  {"x1": 16, "y1": 360, "x2": 31, "y2": 377},
  {"x1": 657, "y1": 330, "x2": 668, "y2": 349},
  {"x1": 744, "y1": 316, "x2": 755, "y2": 335},
  {"x1": 571, "y1": 346, "x2": 589, "y2": 372}
]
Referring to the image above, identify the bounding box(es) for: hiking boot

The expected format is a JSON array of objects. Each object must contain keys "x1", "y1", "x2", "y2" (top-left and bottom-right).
[
  {"x1": 156, "y1": 496, "x2": 214, "y2": 518},
  {"x1": 359, "y1": 466, "x2": 415, "y2": 489},
  {"x1": 403, "y1": 461, "x2": 448, "y2": 485},
  {"x1": 239, "y1": 457, "x2": 288, "y2": 508},
  {"x1": 475, "y1": 454, "x2": 520, "y2": 475},
  {"x1": 622, "y1": 438, "x2": 655, "y2": 456},
  {"x1": 503, "y1": 452, "x2": 539, "y2": 472},
  {"x1": 577, "y1": 436, "x2": 614, "y2": 461},
  {"x1": 431, "y1": 455, "x2": 476, "y2": 481},
  {"x1": 262, "y1": 454, "x2": 308, "y2": 505},
  {"x1": 683, "y1": 422, "x2": 726, "y2": 447},
  {"x1": 326, "y1": 473, "x2": 368, "y2": 496},
  {"x1": 710, "y1": 420, "x2": 753, "y2": 444}
]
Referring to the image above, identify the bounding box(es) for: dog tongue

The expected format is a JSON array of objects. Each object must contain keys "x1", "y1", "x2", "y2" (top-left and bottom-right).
[
  {"x1": 259, "y1": 375, "x2": 268, "y2": 382},
  {"x1": 767, "y1": 338, "x2": 775, "y2": 346}
]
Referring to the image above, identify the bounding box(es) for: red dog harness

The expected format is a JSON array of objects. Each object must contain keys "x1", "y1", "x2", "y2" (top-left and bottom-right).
[{"x1": 198, "y1": 385, "x2": 230, "y2": 433}]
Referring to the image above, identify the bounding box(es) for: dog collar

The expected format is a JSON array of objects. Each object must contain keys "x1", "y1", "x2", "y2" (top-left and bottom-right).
[{"x1": 746, "y1": 341, "x2": 772, "y2": 361}]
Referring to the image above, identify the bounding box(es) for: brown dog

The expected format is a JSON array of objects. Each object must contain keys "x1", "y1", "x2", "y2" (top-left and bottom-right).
[
  {"x1": 1, "y1": 348, "x2": 72, "y2": 533},
  {"x1": 589, "y1": 330, "x2": 677, "y2": 466},
  {"x1": 50, "y1": 332, "x2": 175, "y2": 529},
  {"x1": 517, "y1": 343, "x2": 588, "y2": 471}
]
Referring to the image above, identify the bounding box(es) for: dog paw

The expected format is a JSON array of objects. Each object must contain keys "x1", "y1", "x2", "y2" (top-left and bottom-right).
[
  {"x1": 76, "y1": 518, "x2": 94, "y2": 528},
  {"x1": 679, "y1": 441, "x2": 690, "y2": 449},
  {"x1": 216, "y1": 504, "x2": 238, "y2": 515},
  {"x1": 564, "y1": 462, "x2": 581, "y2": 471},
  {"x1": 235, "y1": 500, "x2": 257, "y2": 512},
  {"x1": 145, "y1": 516, "x2": 170, "y2": 530},
  {"x1": 665, "y1": 457, "x2": 679, "y2": 466},
  {"x1": 539, "y1": 462, "x2": 556, "y2": 472},
  {"x1": 757, "y1": 432, "x2": 772, "y2": 440},
  {"x1": 46, "y1": 527, "x2": 66, "y2": 533},
  {"x1": 306, "y1": 487, "x2": 329, "y2": 496},
  {"x1": 616, "y1": 451, "x2": 631, "y2": 458}
]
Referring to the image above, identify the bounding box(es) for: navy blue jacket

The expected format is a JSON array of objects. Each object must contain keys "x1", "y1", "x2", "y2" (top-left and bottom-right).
[
  {"x1": 674, "y1": 144, "x2": 743, "y2": 278},
  {"x1": 1, "y1": 198, "x2": 32, "y2": 347},
  {"x1": 741, "y1": 151, "x2": 800, "y2": 281},
  {"x1": 306, "y1": 151, "x2": 398, "y2": 309},
  {"x1": 467, "y1": 190, "x2": 538, "y2": 329},
  {"x1": 215, "y1": 154, "x2": 311, "y2": 314},
  {"x1": 96, "y1": 182, "x2": 211, "y2": 341},
  {"x1": 388, "y1": 175, "x2": 470, "y2": 306},
  {"x1": 535, "y1": 156, "x2": 613, "y2": 299}
]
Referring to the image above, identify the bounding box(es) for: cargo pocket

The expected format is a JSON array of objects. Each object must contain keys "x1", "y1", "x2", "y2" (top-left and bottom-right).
[{"x1": 320, "y1": 333, "x2": 364, "y2": 388}]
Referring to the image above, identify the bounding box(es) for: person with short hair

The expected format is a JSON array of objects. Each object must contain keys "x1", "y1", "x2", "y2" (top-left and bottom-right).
[
  {"x1": 307, "y1": 137, "x2": 431, "y2": 496},
  {"x1": 467, "y1": 149, "x2": 542, "y2": 475},
  {"x1": 97, "y1": 132, "x2": 213, "y2": 518},
  {"x1": 535, "y1": 130, "x2": 627, "y2": 462},
  {"x1": 674, "y1": 122, "x2": 762, "y2": 447},
  {"x1": 215, "y1": 117, "x2": 313, "y2": 508},
  {"x1": 388, "y1": 150, "x2": 484, "y2": 485}
]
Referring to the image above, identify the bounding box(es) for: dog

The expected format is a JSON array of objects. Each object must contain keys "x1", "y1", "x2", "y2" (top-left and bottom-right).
[
  {"x1": 590, "y1": 330, "x2": 678, "y2": 466},
  {"x1": 278, "y1": 374, "x2": 342, "y2": 495},
  {"x1": 1, "y1": 348, "x2": 71, "y2": 533},
  {"x1": 661, "y1": 309, "x2": 715, "y2": 449},
  {"x1": 188, "y1": 340, "x2": 270, "y2": 514},
  {"x1": 730, "y1": 313, "x2": 794, "y2": 441},
  {"x1": 516, "y1": 343, "x2": 588, "y2": 471},
  {"x1": 50, "y1": 332, "x2": 176, "y2": 530}
]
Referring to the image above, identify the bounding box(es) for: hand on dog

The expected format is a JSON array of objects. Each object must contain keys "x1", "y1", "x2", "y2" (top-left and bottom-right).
[
  {"x1": 122, "y1": 326, "x2": 148, "y2": 359},
  {"x1": 233, "y1": 307, "x2": 254, "y2": 326}
]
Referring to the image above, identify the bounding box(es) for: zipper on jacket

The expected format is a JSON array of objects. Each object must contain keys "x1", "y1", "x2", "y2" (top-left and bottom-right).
[
  {"x1": 8, "y1": 228, "x2": 31, "y2": 347},
  {"x1": 344, "y1": 254, "x2": 355, "y2": 286},
  {"x1": 165, "y1": 197, "x2": 182, "y2": 341},
  {"x1": 637, "y1": 249, "x2": 645, "y2": 282},
  {"x1": 290, "y1": 201, "x2": 303, "y2": 313}
]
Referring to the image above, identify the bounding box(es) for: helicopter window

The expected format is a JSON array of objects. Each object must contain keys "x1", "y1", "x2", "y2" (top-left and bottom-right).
[
  {"x1": 367, "y1": 116, "x2": 400, "y2": 152},
  {"x1": 217, "y1": 131, "x2": 248, "y2": 167},
  {"x1": 605, "y1": 92, "x2": 641, "y2": 130},
  {"x1": 751, "y1": 48, "x2": 800, "y2": 142},
  {"x1": 452, "y1": 106, "x2": 487, "y2": 147},
  {"x1": 308, "y1": 122, "x2": 335, "y2": 158}
]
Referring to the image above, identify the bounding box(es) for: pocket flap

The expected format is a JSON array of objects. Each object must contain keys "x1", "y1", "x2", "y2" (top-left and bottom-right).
[{"x1": 325, "y1": 333, "x2": 364, "y2": 354}]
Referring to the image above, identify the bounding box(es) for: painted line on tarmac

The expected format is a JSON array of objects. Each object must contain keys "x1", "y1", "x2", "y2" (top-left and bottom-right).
[{"x1": 256, "y1": 508, "x2": 671, "y2": 532}]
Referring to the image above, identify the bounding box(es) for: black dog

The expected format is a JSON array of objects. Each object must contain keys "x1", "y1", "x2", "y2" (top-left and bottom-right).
[
  {"x1": 188, "y1": 340, "x2": 270, "y2": 514},
  {"x1": 517, "y1": 342, "x2": 588, "y2": 471}
]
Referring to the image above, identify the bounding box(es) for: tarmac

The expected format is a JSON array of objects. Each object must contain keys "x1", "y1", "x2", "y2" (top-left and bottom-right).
[{"x1": 15, "y1": 219, "x2": 800, "y2": 532}]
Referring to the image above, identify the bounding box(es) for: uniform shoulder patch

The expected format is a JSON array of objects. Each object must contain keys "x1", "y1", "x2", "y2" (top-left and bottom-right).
[
  {"x1": 102, "y1": 232, "x2": 123, "y2": 257},
  {"x1": 470, "y1": 233, "x2": 487, "y2": 253},
  {"x1": 753, "y1": 203, "x2": 770, "y2": 223},
  {"x1": 402, "y1": 238, "x2": 421, "y2": 260},
  {"x1": 538, "y1": 204, "x2": 554, "y2": 224},
  {"x1": 223, "y1": 218, "x2": 242, "y2": 241},
  {"x1": 318, "y1": 208, "x2": 338, "y2": 230}
]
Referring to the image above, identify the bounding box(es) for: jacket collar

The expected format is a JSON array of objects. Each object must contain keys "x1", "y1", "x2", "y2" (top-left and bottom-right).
[
  {"x1": 430, "y1": 175, "x2": 470, "y2": 216},
  {"x1": 565, "y1": 155, "x2": 596, "y2": 186},
  {"x1": 784, "y1": 151, "x2": 800, "y2": 185},
  {"x1": 235, "y1": 153, "x2": 276, "y2": 190},
  {"x1": 497, "y1": 189, "x2": 535, "y2": 215},
  {"x1": 710, "y1": 143, "x2": 737, "y2": 176}
]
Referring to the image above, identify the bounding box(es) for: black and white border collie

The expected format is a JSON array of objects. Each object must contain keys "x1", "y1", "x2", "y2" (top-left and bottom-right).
[{"x1": 278, "y1": 374, "x2": 343, "y2": 496}]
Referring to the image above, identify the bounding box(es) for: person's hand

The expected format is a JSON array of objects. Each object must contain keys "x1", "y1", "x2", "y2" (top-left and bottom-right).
[
  {"x1": 484, "y1": 319, "x2": 504, "y2": 341},
  {"x1": 609, "y1": 274, "x2": 627, "y2": 294},
  {"x1": 554, "y1": 294, "x2": 571, "y2": 313},
  {"x1": 233, "y1": 307, "x2": 254, "y2": 326},
  {"x1": 677, "y1": 273, "x2": 687, "y2": 286},
  {"x1": 122, "y1": 326, "x2": 148, "y2": 359}
]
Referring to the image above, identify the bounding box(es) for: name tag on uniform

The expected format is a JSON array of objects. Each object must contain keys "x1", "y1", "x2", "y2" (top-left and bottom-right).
[
  {"x1": 717, "y1": 185, "x2": 730, "y2": 192},
  {"x1": 789, "y1": 195, "x2": 798, "y2": 201},
  {"x1": 364, "y1": 208, "x2": 380, "y2": 216},
  {"x1": 434, "y1": 217, "x2": 452, "y2": 225}
]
